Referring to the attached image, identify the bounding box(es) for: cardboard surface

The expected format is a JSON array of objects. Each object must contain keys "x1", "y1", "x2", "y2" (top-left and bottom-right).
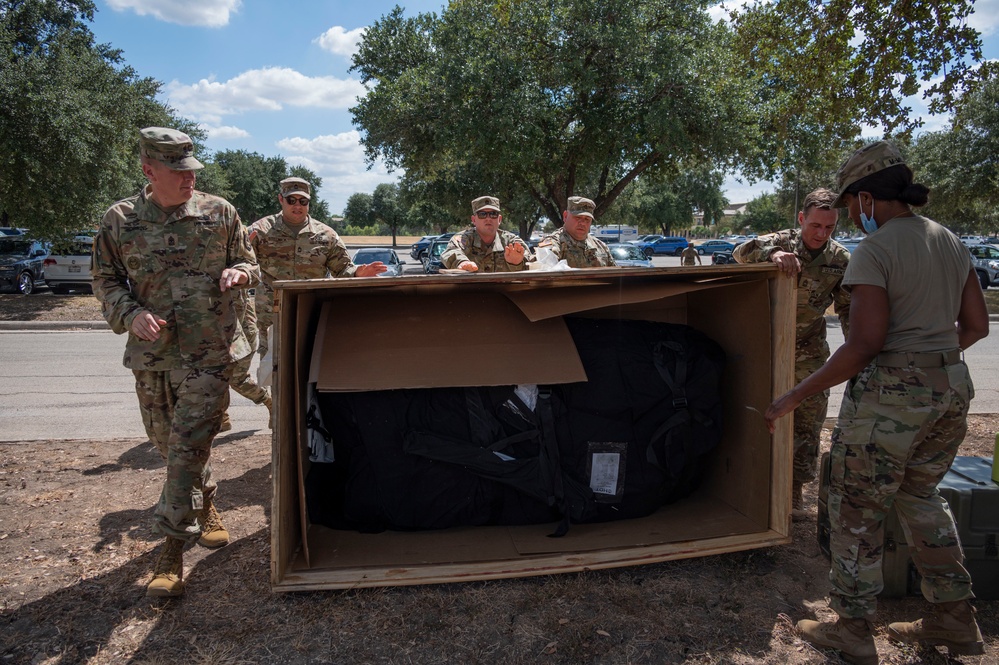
[{"x1": 313, "y1": 291, "x2": 587, "y2": 391}]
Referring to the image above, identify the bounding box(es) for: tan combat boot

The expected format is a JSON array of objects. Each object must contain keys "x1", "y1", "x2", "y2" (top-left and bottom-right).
[
  {"x1": 146, "y1": 536, "x2": 186, "y2": 597},
  {"x1": 263, "y1": 393, "x2": 273, "y2": 430},
  {"x1": 796, "y1": 616, "x2": 877, "y2": 665},
  {"x1": 887, "y1": 599, "x2": 985, "y2": 655},
  {"x1": 198, "y1": 497, "x2": 230, "y2": 548},
  {"x1": 219, "y1": 411, "x2": 232, "y2": 432},
  {"x1": 791, "y1": 480, "x2": 808, "y2": 521}
]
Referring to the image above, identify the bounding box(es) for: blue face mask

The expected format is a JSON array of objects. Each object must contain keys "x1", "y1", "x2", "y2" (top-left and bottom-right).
[{"x1": 859, "y1": 196, "x2": 879, "y2": 234}]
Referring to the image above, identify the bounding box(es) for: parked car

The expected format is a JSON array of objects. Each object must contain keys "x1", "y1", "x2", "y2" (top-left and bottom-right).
[
  {"x1": 838, "y1": 237, "x2": 863, "y2": 253},
  {"x1": 711, "y1": 251, "x2": 736, "y2": 265},
  {"x1": 409, "y1": 235, "x2": 440, "y2": 260},
  {"x1": 968, "y1": 244, "x2": 999, "y2": 289},
  {"x1": 607, "y1": 243, "x2": 653, "y2": 268},
  {"x1": 960, "y1": 235, "x2": 985, "y2": 245},
  {"x1": 423, "y1": 238, "x2": 451, "y2": 274},
  {"x1": 629, "y1": 234, "x2": 663, "y2": 245},
  {"x1": 43, "y1": 235, "x2": 94, "y2": 294},
  {"x1": 0, "y1": 237, "x2": 49, "y2": 294},
  {"x1": 0, "y1": 227, "x2": 25, "y2": 236},
  {"x1": 635, "y1": 236, "x2": 689, "y2": 257},
  {"x1": 353, "y1": 247, "x2": 405, "y2": 277},
  {"x1": 695, "y1": 240, "x2": 736, "y2": 255}
]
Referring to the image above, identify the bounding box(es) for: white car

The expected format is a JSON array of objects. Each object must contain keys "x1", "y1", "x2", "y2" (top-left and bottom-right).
[
  {"x1": 352, "y1": 247, "x2": 406, "y2": 277},
  {"x1": 43, "y1": 235, "x2": 94, "y2": 294}
]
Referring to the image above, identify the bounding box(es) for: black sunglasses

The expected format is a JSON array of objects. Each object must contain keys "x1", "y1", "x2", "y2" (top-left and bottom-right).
[
  {"x1": 285, "y1": 196, "x2": 310, "y2": 206},
  {"x1": 475, "y1": 211, "x2": 500, "y2": 219}
]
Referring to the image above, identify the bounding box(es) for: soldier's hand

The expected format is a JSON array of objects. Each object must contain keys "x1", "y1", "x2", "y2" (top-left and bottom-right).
[
  {"x1": 458, "y1": 261, "x2": 478, "y2": 272},
  {"x1": 770, "y1": 250, "x2": 802, "y2": 275},
  {"x1": 763, "y1": 389, "x2": 804, "y2": 434},
  {"x1": 219, "y1": 268, "x2": 248, "y2": 292},
  {"x1": 505, "y1": 242, "x2": 526, "y2": 265},
  {"x1": 130, "y1": 310, "x2": 168, "y2": 342},
  {"x1": 356, "y1": 261, "x2": 388, "y2": 277}
]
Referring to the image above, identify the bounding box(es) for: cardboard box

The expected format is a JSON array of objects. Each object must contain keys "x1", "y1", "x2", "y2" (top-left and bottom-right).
[{"x1": 270, "y1": 265, "x2": 795, "y2": 591}]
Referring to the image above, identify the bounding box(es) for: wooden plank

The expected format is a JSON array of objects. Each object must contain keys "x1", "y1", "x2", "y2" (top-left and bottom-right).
[{"x1": 272, "y1": 529, "x2": 791, "y2": 592}]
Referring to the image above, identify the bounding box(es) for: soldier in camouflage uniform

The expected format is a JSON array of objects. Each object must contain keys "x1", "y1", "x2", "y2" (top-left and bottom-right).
[
  {"x1": 91, "y1": 127, "x2": 259, "y2": 597},
  {"x1": 764, "y1": 142, "x2": 988, "y2": 664},
  {"x1": 218, "y1": 288, "x2": 272, "y2": 431},
  {"x1": 536, "y1": 196, "x2": 616, "y2": 268},
  {"x1": 249, "y1": 177, "x2": 386, "y2": 359},
  {"x1": 441, "y1": 196, "x2": 531, "y2": 272},
  {"x1": 679, "y1": 244, "x2": 701, "y2": 266},
  {"x1": 734, "y1": 188, "x2": 851, "y2": 519}
]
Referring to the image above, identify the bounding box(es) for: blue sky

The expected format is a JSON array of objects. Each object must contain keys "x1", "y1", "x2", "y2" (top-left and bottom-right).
[{"x1": 89, "y1": 0, "x2": 999, "y2": 214}]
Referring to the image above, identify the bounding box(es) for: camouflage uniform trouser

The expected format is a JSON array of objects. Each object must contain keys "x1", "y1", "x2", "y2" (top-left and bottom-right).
[
  {"x1": 133, "y1": 366, "x2": 232, "y2": 541},
  {"x1": 793, "y1": 354, "x2": 828, "y2": 485},
  {"x1": 254, "y1": 281, "x2": 274, "y2": 359},
  {"x1": 229, "y1": 295, "x2": 269, "y2": 404},
  {"x1": 827, "y1": 359, "x2": 975, "y2": 619}
]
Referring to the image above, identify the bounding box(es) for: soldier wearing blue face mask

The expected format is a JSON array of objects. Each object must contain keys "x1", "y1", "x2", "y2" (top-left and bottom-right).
[{"x1": 765, "y1": 141, "x2": 989, "y2": 664}]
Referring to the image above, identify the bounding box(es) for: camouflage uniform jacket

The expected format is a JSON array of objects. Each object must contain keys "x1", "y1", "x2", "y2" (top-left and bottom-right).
[
  {"x1": 733, "y1": 229, "x2": 851, "y2": 358},
  {"x1": 441, "y1": 228, "x2": 531, "y2": 272},
  {"x1": 248, "y1": 213, "x2": 358, "y2": 285},
  {"x1": 91, "y1": 187, "x2": 259, "y2": 371},
  {"x1": 537, "y1": 228, "x2": 617, "y2": 268}
]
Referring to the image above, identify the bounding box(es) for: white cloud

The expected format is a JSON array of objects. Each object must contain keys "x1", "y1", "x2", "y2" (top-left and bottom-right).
[
  {"x1": 722, "y1": 174, "x2": 773, "y2": 206},
  {"x1": 106, "y1": 0, "x2": 240, "y2": 27},
  {"x1": 202, "y1": 124, "x2": 250, "y2": 140},
  {"x1": 314, "y1": 26, "x2": 367, "y2": 58},
  {"x1": 276, "y1": 132, "x2": 398, "y2": 213},
  {"x1": 968, "y1": 0, "x2": 999, "y2": 37},
  {"x1": 163, "y1": 67, "x2": 367, "y2": 120}
]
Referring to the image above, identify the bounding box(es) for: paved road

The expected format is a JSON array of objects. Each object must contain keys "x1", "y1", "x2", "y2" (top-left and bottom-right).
[
  {"x1": 0, "y1": 330, "x2": 269, "y2": 441},
  {"x1": 3, "y1": 314, "x2": 999, "y2": 441}
]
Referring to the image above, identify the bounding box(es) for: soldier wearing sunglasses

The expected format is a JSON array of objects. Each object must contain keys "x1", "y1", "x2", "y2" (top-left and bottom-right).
[
  {"x1": 249, "y1": 177, "x2": 386, "y2": 360},
  {"x1": 441, "y1": 196, "x2": 532, "y2": 272}
]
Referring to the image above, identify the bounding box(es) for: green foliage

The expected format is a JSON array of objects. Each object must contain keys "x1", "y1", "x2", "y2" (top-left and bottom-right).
[
  {"x1": 600, "y1": 168, "x2": 727, "y2": 234},
  {"x1": 0, "y1": 0, "x2": 173, "y2": 240},
  {"x1": 909, "y1": 67, "x2": 999, "y2": 231},
  {"x1": 343, "y1": 192, "x2": 375, "y2": 227},
  {"x1": 343, "y1": 224, "x2": 380, "y2": 236},
  {"x1": 728, "y1": 0, "x2": 984, "y2": 183},
  {"x1": 351, "y1": 0, "x2": 750, "y2": 226},
  {"x1": 212, "y1": 150, "x2": 287, "y2": 224},
  {"x1": 733, "y1": 193, "x2": 788, "y2": 234},
  {"x1": 210, "y1": 152, "x2": 333, "y2": 224}
]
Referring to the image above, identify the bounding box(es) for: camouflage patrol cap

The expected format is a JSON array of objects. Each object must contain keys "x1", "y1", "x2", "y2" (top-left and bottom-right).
[
  {"x1": 566, "y1": 196, "x2": 595, "y2": 219},
  {"x1": 471, "y1": 196, "x2": 501, "y2": 213},
  {"x1": 139, "y1": 127, "x2": 203, "y2": 171},
  {"x1": 832, "y1": 141, "x2": 906, "y2": 208},
  {"x1": 279, "y1": 177, "x2": 311, "y2": 200}
]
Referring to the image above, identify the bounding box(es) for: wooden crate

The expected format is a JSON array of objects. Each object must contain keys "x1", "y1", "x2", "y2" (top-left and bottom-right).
[{"x1": 270, "y1": 264, "x2": 795, "y2": 591}]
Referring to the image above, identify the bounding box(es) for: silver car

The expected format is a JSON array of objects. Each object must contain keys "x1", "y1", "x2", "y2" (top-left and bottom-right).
[{"x1": 43, "y1": 235, "x2": 94, "y2": 294}]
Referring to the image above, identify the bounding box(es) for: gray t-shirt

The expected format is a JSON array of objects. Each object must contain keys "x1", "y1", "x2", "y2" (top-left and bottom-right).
[{"x1": 842, "y1": 215, "x2": 971, "y2": 353}]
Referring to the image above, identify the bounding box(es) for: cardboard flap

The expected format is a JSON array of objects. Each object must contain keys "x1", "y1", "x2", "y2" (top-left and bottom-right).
[
  {"x1": 314, "y1": 292, "x2": 586, "y2": 391},
  {"x1": 506, "y1": 277, "x2": 739, "y2": 322}
]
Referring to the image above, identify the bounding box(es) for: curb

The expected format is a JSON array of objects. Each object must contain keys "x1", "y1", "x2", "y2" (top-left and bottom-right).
[{"x1": 0, "y1": 320, "x2": 110, "y2": 331}]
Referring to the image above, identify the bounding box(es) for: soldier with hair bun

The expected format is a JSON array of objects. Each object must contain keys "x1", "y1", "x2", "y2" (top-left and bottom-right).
[{"x1": 765, "y1": 141, "x2": 989, "y2": 664}]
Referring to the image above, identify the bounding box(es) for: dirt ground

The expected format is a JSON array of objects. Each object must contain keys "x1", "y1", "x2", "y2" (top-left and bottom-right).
[{"x1": 1, "y1": 293, "x2": 998, "y2": 664}]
